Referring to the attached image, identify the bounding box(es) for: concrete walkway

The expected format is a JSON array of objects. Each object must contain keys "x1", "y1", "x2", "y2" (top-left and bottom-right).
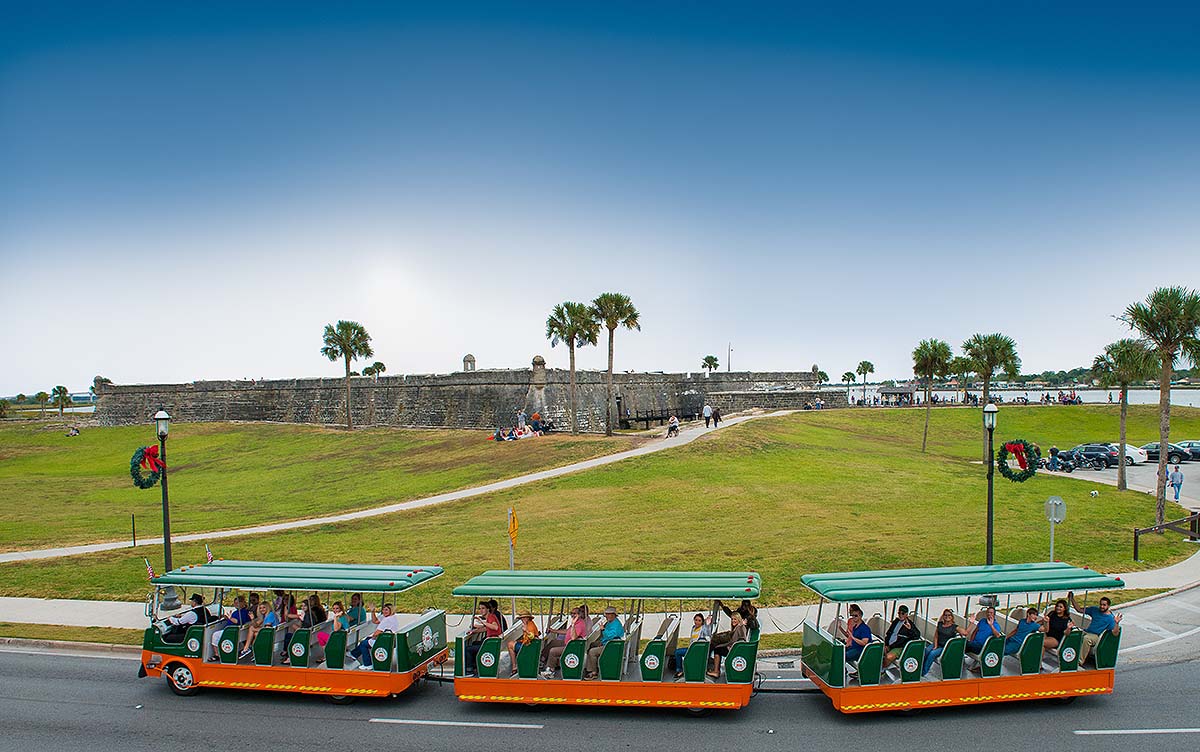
[{"x1": 0, "y1": 411, "x2": 792, "y2": 565}]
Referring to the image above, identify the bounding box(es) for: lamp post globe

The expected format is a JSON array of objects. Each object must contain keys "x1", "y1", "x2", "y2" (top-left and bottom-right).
[
  {"x1": 982, "y1": 403, "x2": 998, "y2": 565},
  {"x1": 153, "y1": 409, "x2": 173, "y2": 571}
]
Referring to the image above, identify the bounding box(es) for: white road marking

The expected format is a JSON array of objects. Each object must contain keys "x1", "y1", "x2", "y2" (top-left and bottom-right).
[
  {"x1": 1074, "y1": 728, "x2": 1200, "y2": 736},
  {"x1": 1170, "y1": 601, "x2": 1200, "y2": 614},
  {"x1": 1122, "y1": 623, "x2": 1200, "y2": 653},
  {"x1": 369, "y1": 718, "x2": 544, "y2": 730},
  {"x1": 1120, "y1": 615, "x2": 1177, "y2": 638}
]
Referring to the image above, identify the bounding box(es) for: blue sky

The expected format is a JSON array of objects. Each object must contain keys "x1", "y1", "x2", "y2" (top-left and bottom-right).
[{"x1": 2, "y1": 2, "x2": 1198, "y2": 395}]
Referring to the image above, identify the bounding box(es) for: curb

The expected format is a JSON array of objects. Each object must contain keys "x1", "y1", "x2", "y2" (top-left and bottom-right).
[{"x1": 0, "y1": 636, "x2": 141, "y2": 655}]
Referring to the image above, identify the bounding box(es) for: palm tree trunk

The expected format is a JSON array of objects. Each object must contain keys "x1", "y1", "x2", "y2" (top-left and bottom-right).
[
  {"x1": 922, "y1": 381, "x2": 931, "y2": 452},
  {"x1": 1117, "y1": 387, "x2": 1128, "y2": 492},
  {"x1": 605, "y1": 327, "x2": 615, "y2": 436},
  {"x1": 981, "y1": 375, "x2": 991, "y2": 463},
  {"x1": 344, "y1": 355, "x2": 353, "y2": 431},
  {"x1": 569, "y1": 344, "x2": 578, "y2": 434},
  {"x1": 861, "y1": 375, "x2": 867, "y2": 403},
  {"x1": 1155, "y1": 359, "x2": 1172, "y2": 526}
]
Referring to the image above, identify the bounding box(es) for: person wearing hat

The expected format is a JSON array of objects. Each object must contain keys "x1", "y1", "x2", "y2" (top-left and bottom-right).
[
  {"x1": 584, "y1": 606, "x2": 625, "y2": 679},
  {"x1": 506, "y1": 611, "x2": 541, "y2": 676},
  {"x1": 162, "y1": 593, "x2": 211, "y2": 643}
]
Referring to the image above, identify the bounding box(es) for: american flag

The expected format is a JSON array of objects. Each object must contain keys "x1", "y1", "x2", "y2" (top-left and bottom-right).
[
  {"x1": 144, "y1": 558, "x2": 156, "y2": 581},
  {"x1": 205, "y1": 544, "x2": 214, "y2": 563}
]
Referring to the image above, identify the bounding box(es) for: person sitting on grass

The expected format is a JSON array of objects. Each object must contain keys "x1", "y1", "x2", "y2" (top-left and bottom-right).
[
  {"x1": 674, "y1": 613, "x2": 711, "y2": 678},
  {"x1": 882, "y1": 605, "x2": 922, "y2": 667},
  {"x1": 506, "y1": 611, "x2": 541, "y2": 675},
  {"x1": 1005, "y1": 607, "x2": 1043, "y2": 655}
]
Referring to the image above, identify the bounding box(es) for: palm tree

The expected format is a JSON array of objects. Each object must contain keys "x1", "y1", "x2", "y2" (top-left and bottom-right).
[
  {"x1": 1092, "y1": 338, "x2": 1156, "y2": 492},
  {"x1": 816, "y1": 370, "x2": 829, "y2": 386},
  {"x1": 546, "y1": 301, "x2": 600, "y2": 434},
  {"x1": 51, "y1": 385, "x2": 70, "y2": 418},
  {"x1": 320, "y1": 320, "x2": 374, "y2": 430},
  {"x1": 912, "y1": 339, "x2": 953, "y2": 452},
  {"x1": 362, "y1": 361, "x2": 387, "y2": 381},
  {"x1": 948, "y1": 356, "x2": 973, "y2": 402},
  {"x1": 701, "y1": 355, "x2": 720, "y2": 372},
  {"x1": 591, "y1": 293, "x2": 641, "y2": 436},
  {"x1": 0, "y1": 399, "x2": 9, "y2": 419},
  {"x1": 15, "y1": 393, "x2": 26, "y2": 405},
  {"x1": 962, "y1": 333, "x2": 1021, "y2": 462},
  {"x1": 1122, "y1": 287, "x2": 1200, "y2": 524},
  {"x1": 841, "y1": 371, "x2": 856, "y2": 401},
  {"x1": 856, "y1": 361, "x2": 875, "y2": 403},
  {"x1": 34, "y1": 391, "x2": 49, "y2": 417}
]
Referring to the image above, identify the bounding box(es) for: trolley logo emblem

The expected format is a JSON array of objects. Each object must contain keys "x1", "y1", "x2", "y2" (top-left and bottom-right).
[
  {"x1": 220, "y1": 639, "x2": 234, "y2": 655},
  {"x1": 984, "y1": 652, "x2": 1000, "y2": 668},
  {"x1": 643, "y1": 654, "x2": 660, "y2": 670},
  {"x1": 480, "y1": 652, "x2": 496, "y2": 668},
  {"x1": 731, "y1": 656, "x2": 748, "y2": 673},
  {"x1": 291, "y1": 642, "x2": 305, "y2": 657},
  {"x1": 186, "y1": 638, "x2": 200, "y2": 653},
  {"x1": 1062, "y1": 647, "x2": 1077, "y2": 663},
  {"x1": 903, "y1": 657, "x2": 919, "y2": 674},
  {"x1": 373, "y1": 646, "x2": 389, "y2": 663},
  {"x1": 422, "y1": 625, "x2": 435, "y2": 651},
  {"x1": 563, "y1": 653, "x2": 580, "y2": 669}
]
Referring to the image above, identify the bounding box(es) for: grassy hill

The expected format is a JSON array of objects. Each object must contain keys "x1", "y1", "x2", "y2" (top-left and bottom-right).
[
  {"x1": 1, "y1": 404, "x2": 1194, "y2": 606},
  {"x1": 0, "y1": 421, "x2": 637, "y2": 551}
]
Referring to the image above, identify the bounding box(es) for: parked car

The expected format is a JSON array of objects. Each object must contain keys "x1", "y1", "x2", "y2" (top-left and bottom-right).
[
  {"x1": 1060, "y1": 443, "x2": 1121, "y2": 468},
  {"x1": 1139, "y1": 442, "x2": 1193, "y2": 464},
  {"x1": 1175, "y1": 440, "x2": 1200, "y2": 461},
  {"x1": 1108, "y1": 443, "x2": 1149, "y2": 466}
]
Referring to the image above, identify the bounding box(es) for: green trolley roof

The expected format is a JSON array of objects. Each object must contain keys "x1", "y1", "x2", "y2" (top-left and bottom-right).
[
  {"x1": 801, "y1": 562, "x2": 1125, "y2": 602},
  {"x1": 452, "y1": 570, "x2": 762, "y2": 599},
  {"x1": 150, "y1": 560, "x2": 443, "y2": 593}
]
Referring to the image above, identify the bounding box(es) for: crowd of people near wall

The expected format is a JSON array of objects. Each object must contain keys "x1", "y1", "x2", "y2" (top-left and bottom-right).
[{"x1": 492, "y1": 409, "x2": 552, "y2": 441}]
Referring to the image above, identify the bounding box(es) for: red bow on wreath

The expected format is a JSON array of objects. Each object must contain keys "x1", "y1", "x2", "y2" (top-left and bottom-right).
[
  {"x1": 1003, "y1": 442, "x2": 1028, "y2": 470},
  {"x1": 140, "y1": 444, "x2": 165, "y2": 472}
]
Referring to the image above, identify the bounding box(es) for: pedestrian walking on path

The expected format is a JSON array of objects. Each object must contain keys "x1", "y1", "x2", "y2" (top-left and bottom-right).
[
  {"x1": 703, "y1": 403, "x2": 713, "y2": 428},
  {"x1": 711, "y1": 406, "x2": 722, "y2": 427},
  {"x1": 1169, "y1": 465, "x2": 1184, "y2": 501}
]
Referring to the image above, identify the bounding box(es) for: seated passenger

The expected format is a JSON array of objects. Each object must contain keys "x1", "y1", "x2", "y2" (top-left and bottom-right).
[
  {"x1": 922, "y1": 609, "x2": 969, "y2": 676},
  {"x1": 1042, "y1": 599, "x2": 1073, "y2": 651},
  {"x1": 239, "y1": 603, "x2": 278, "y2": 659},
  {"x1": 463, "y1": 602, "x2": 501, "y2": 676},
  {"x1": 1067, "y1": 592, "x2": 1122, "y2": 665},
  {"x1": 966, "y1": 606, "x2": 1001, "y2": 654},
  {"x1": 487, "y1": 599, "x2": 509, "y2": 631},
  {"x1": 301, "y1": 594, "x2": 328, "y2": 628},
  {"x1": 584, "y1": 606, "x2": 624, "y2": 680},
  {"x1": 882, "y1": 604, "x2": 922, "y2": 667},
  {"x1": 349, "y1": 604, "x2": 400, "y2": 670},
  {"x1": 674, "y1": 613, "x2": 711, "y2": 678},
  {"x1": 716, "y1": 599, "x2": 760, "y2": 633},
  {"x1": 530, "y1": 412, "x2": 542, "y2": 432},
  {"x1": 1005, "y1": 607, "x2": 1043, "y2": 655},
  {"x1": 842, "y1": 604, "x2": 872, "y2": 662},
  {"x1": 347, "y1": 593, "x2": 366, "y2": 627},
  {"x1": 542, "y1": 606, "x2": 588, "y2": 678},
  {"x1": 162, "y1": 593, "x2": 209, "y2": 643},
  {"x1": 209, "y1": 595, "x2": 251, "y2": 660},
  {"x1": 708, "y1": 611, "x2": 747, "y2": 679},
  {"x1": 245, "y1": 592, "x2": 261, "y2": 617},
  {"x1": 506, "y1": 611, "x2": 541, "y2": 676}
]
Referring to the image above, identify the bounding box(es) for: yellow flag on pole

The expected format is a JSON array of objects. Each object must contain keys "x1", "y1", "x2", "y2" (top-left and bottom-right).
[{"x1": 508, "y1": 507, "x2": 519, "y2": 545}]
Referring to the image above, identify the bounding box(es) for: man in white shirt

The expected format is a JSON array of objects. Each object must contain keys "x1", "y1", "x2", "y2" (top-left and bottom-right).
[
  {"x1": 351, "y1": 603, "x2": 400, "y2": 669},
  {"x1": 163, "y1": 593, "x2": 209, "y2": 642},
  {"x1": 703, "y1": 403, "x2": 713, "y2": 428}
]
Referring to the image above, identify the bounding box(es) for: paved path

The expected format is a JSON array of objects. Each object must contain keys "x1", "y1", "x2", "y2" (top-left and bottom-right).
[
  {"x1": 0, "y1": 411, "x2": 792, "y2": 565},
  {"x1": 1045, "y1": 462, "x2": 1198, "y2": 509}
]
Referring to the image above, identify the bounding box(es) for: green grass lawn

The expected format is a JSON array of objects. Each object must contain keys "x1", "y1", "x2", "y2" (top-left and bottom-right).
[
  {"x1": 1, "y1": 405, "x2": 1194, "y2": 607},
  {"x1": 0, "y1": 622, "x2": 144, "y2": 645},
  {"x1": 0, "y1": 421, "x2": 637, "y2": 551}
]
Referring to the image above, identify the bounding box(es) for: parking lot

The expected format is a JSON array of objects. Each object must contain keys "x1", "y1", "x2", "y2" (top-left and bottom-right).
[{"x1": 1049, "y1": 460, "x2": 1197, "y2": 510}]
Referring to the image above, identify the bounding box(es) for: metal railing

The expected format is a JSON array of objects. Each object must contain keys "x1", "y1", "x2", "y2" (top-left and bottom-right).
[{"x1": 1133, "y1": 512, "x2": 1200, "y2": 561}]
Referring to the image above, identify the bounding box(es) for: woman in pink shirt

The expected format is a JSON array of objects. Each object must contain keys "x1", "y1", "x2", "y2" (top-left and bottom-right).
[{"x1": 541, "y1": 605, "x2": 590, "y2": 677}]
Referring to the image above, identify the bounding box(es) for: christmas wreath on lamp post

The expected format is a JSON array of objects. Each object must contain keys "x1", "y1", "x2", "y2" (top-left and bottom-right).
[
  {"x1": 996, "y1": 438, "x2": 1039, "y2": 483},
  {"x1": 130, "y1": 445, "x2": 164, "y2": 489}
]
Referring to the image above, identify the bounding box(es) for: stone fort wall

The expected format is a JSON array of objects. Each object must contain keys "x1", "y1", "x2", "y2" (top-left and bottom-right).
[{"x1": 93, "y1": 360, "x2": 842, "y2": 432}]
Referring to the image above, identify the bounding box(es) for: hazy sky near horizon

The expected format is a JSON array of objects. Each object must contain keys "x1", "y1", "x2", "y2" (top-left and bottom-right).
[{"x1": 3, "y1": 2, "x2": 1199, "y2": 395}]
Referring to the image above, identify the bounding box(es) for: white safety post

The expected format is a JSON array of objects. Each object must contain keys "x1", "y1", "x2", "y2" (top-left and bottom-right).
[{"x1": 1045, "y1": 496, "x2": 1066, "y2": 561}]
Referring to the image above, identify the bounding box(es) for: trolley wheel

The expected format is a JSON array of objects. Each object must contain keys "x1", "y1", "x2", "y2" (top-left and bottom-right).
[
  {"x1": 686, "y1": 707, "x2": 712, "y2": 718},
  {"x1": 328, "y1": 695, "x2": 355, "y2": 705},
  {"x1": 165, "y1": 663, "x2": 199, "y2": 697}
]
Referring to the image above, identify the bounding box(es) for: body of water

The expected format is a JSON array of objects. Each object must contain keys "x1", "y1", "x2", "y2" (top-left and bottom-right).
[{"x1": 835, "y1": 387, "x2": 1200, "y2": 409}]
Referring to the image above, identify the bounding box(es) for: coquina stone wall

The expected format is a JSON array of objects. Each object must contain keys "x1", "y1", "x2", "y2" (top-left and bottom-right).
[{"x1": 93, "y1": 360, "x2": 834, "y2": 433}]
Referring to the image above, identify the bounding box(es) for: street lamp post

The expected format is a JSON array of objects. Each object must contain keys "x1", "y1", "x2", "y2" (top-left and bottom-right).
[
  {"x1": 154, "y1": 409, "x2": 173, "y2": 571},
  {"x1": 983, "y1": 403, "x2": 998, "y2": 565}
]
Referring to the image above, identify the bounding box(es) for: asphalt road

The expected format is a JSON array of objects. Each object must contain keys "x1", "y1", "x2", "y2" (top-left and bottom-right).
[
  {"x1": 2, "y1": 647, "x2": 1199, "y2": 752},
  {"x1": 1054, "y1": 460, "x2": 1197, "y2": 508}
]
